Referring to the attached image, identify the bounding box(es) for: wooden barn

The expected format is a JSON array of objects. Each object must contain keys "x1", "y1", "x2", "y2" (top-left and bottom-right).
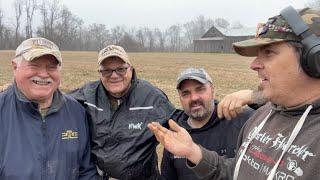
[{"x1": 194, "y1": 26, "x2": 256, "y2": 53}]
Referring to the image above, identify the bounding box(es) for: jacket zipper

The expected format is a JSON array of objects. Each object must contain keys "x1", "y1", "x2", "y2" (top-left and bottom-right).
[
  {"x1": 110, "y1": 99, "x2": 124, "y2": 128},
  {"x1": 41, "y1": 117, "x2": 47, "y2": 180}
]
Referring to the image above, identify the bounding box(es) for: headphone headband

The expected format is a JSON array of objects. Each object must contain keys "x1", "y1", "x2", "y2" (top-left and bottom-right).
[
  {"x1": 280, "y1": 6, "x2": 320, "y2": 78},
  {"x1": 280, "y1": 6, "x2": 309, "y2": 37}
]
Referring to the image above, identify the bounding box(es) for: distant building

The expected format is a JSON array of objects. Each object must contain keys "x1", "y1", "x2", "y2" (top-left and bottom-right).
[{"x1": 194, "y1": 26, "x2": 256, "y2": 53}]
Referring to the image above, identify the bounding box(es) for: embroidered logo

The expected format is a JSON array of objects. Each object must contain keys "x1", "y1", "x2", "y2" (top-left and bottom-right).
[
  {"x1": 61, "y1": 130, "x2": 78, "y2": 140},
  {"x1": 128, "y1": 122, "x2": 143, "y2": 130}
]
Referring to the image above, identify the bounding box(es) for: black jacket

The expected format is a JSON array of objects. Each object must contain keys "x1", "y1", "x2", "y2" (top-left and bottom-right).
[
  {"x1": 160, "y1": 101, "x2": 253, "y2": 180},
  {"x1": 69, "y1": 71, "x2": 175, "y2": 179}
]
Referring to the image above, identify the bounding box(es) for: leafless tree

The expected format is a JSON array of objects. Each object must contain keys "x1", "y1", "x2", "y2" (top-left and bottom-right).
[
  {"x1": 307, "y1": 0, "x2": 320, "y2": 9},
  {"x1": 24, "y1": 0, "x2": 37, "y2": 38},
  {"x1": 183, "y1": 15, "x2": 215, "y2": 51},
  {"x1": 154, "y1": 28, "x2": 166, "y2": 52},
  {"x1": 88, "y1": 23, "x2": 109, "y2": 50},
  {"x1": 55, "y1": 6, "x2": 83, "y2": 50},
  {"x1": 215, "y1": 17, "x2": 230, "y2": 29},
  {"x1": 110, "y1": 26, "x2": 125, "y2": 45},
  {"x1": 0, "y1": 8, "x2": 4, "y2": 48},
  {"x1": 166, "y1": 24, "x2": 182, "y2": 52},
  {"x1": 37, "y1": 1, "x2": 61, "y2": 45},
  {"x1": 135, "y1": 28, "x2": 146, "y2": 50},
  {"x1": 0, "y1": 8, "x2": 13, "y2": 49},
  {"x1": 118, "y1": 32, "x2": 141, "y2": 52},
  {"x1": 13, "y1": 0, "x2": 23, "y2": 46},
  {"x1": 183, "y1": 21, "x2": 195, "y2": 47},
  {"x1": 145, "y1": 28, "x2": 155, "y2": 52},
  {"x1": 2, "y1": 0, "x2": 246, "y2": 51},
  {"x1": 38, "y1": 0, "x2": 48, "y2": 37},
  {"x1": 47, "y1": 0, "x2": 60, "y2": 39}
]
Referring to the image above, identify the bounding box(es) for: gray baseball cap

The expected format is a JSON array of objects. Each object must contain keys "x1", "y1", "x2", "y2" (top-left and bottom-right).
[{"x1": 176, "y1": 68, "x2": 213, "y2": 89}]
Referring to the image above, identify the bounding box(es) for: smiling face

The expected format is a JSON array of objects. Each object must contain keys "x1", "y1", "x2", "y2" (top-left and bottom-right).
[
  {"x1": 178, "y1": 80, "x2": 214, "y2": 121},
  {"x1": 250, "y1": 42, "x2": 311, "y2": 107},
  {"x1": 99, "y1": 57, "x2": 133, "y2": 98},
  {"x1": 13, "y1": 55, "x2": 61, "y2": 106}
]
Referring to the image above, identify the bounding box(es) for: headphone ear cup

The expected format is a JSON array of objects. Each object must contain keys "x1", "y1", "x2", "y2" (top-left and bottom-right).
[
  {"x1": 301, "y1": 45, "x2": 320, "y2": 78},
  {"x1": 300, "y1": 49, "x2": 309, "y2": 76}
]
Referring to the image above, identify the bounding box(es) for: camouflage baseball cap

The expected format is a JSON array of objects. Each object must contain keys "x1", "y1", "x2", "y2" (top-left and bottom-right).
[
  {"x1": 15, "y1": 37, "x2": 62, "y2": 64},
  {"x1": 233, "y1": 8, "x2": 320, "y2": 57},
  {"x1": 176, "y1": 68, "x2": 213, "y2": 89},
  {"x1": 98, "y1": 45, "x2": 131, "y2": 65}
]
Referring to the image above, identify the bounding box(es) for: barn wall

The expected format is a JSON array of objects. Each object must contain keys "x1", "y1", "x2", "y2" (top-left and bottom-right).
[
  {"x1": 194, "y1": 36, "x2": 254, "y2": 53},
  {"x1": 194, "y1": 40, "x2": 225, "y2": 53}
]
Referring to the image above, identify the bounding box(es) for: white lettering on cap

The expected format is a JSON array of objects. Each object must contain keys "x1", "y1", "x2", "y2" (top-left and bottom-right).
[{"x1": 31, "y1": 39, "x2": 55, "y2": 49}]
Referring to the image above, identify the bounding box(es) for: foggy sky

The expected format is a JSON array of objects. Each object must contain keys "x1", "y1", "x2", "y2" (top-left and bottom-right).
[{"x1": 0, "y1": 0, "x2": 308, "y2": 29}]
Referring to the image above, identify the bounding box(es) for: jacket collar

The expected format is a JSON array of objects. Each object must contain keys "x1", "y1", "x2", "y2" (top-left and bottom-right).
[{"x1": 270, "y1": 98, "x2": 320, "y2": 116}]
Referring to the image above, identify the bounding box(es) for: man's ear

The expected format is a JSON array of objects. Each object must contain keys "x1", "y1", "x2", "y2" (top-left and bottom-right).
[
  {"x1": 12, "y1": 60, "x2": 19, "y2": 77},
  {"x1": 211, "y1": 85, "x2": 216, "y2": 97},
  {"x1": 12, "y1": 60, "x2": 18, "y2": 71}
]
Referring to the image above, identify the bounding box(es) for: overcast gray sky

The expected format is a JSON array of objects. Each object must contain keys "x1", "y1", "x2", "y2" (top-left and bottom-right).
[{"x1": 0, "y1": 0, "x2": 310, "y2": 29}]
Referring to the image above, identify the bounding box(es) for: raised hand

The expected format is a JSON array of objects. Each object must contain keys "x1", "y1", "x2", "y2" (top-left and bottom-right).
[{"x1": 148, "y1": 119, "x2": 202, "y2": 164}]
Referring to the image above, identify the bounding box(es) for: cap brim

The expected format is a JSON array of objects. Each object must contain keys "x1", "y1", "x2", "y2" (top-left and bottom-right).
[
  {"x1": 233, "y1": 38, "x2": 285, "y2": 57},
  {"x1": 177, "y1": 76, "x2": 208, "y2": 89},
  {"x1": 22, "y1": 49, "x2": 62, "y2": 65},
  {"x1": 98, "y1": 54, "x2": 129, "y2": 65}
]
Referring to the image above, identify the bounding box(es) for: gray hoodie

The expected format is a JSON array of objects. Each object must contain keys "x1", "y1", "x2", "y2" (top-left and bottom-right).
[{"x1": 190, "y1": 100, "x2": 320, "y2": 180}]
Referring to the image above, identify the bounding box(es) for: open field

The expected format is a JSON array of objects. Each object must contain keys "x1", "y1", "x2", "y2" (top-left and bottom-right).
[
  {"x1": 0, "y1": 50, "x2": 259, "y2": 167},
  {"x1": 0, "y1": 51, "x2": 258, "y2": 107}
]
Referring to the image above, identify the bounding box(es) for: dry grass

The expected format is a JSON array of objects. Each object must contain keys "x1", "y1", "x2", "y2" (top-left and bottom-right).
[
  {"x1": 0, "y1": 50, "x2": 259, "y2": 165},
  {"x1": 0, "y1": 51, "x2": 258, "y2": 107}
]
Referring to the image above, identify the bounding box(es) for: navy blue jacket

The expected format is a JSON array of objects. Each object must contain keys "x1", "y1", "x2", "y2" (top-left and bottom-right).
[
  {"x1": 0, "y1": 84, "x2": 97, "y2": 180},
  {"x1": 161, "y1": 101, "x2": 253, "y2": 180}
]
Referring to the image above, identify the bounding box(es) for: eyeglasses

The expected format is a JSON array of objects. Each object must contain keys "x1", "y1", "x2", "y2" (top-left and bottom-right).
[{"x1": 98, "y1": 66, "x2": 130, "y2": 77}]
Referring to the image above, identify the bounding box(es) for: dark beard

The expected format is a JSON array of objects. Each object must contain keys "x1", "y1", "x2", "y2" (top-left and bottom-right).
[
  {"x1": 188, "y1": 100, "x2": 212, "y2": 121},
  {"x1": 190, "y1": 110, "x2": 211, "y2": 121}
]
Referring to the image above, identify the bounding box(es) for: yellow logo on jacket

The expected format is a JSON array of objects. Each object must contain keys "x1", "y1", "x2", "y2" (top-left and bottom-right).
[{"x1": 61, "y1": 130, "x2": 78, "y2": 140}]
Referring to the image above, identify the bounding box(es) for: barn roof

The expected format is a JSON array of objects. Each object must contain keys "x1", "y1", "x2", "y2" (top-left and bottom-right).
[
  {"x1": 194, "y1": 37, "x2": 224, "y2": 41},
  {"x1": 201, "y1": 25, "x2": 256, "y2": 39},
  {"x1": 216, "y1": 27, "x2": 256, "y2": 36}
]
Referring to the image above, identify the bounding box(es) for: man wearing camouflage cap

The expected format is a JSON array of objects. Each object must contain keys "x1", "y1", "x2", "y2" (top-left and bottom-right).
[
  {"x1": 160, "y1": 68, "x2": 252, "y2": 180},
  {"x1": 0, "y1": 37, "x2": 97, "y2": 179},
  {"x1": 70, "y1": 45, "x2": 175, "y2": 179},
  {"x1": 148, "y1": 6, "x2": 320, "y2": 180}
]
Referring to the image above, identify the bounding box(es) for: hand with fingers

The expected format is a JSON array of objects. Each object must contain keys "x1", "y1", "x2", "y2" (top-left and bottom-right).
[
  {"x1": 217, "y1": 90, "x2": 254, "y2": 120},
  {"x1": 148, "y1": 119, "x2": 202, "y2": 164}
]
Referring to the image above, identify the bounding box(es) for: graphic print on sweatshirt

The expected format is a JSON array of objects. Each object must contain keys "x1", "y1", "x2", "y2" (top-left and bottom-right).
[{"x1": 237, "y1": 127, "x2": 317, "y2": 180}]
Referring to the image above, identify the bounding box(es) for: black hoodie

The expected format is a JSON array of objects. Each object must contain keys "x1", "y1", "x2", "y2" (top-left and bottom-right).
[{"x1": 160, "y1": 101, "x2": 253, "y2": 180}]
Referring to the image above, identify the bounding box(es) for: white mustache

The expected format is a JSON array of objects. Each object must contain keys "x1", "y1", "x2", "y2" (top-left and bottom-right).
[{"x1": 30, "y1": 76, "x2": 53, "y2": 84}]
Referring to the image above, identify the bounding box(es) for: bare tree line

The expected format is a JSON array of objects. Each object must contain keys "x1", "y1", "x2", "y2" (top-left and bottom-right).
[{"x1": 4, "y1": 0, "x2": 314, "y2": 52}]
